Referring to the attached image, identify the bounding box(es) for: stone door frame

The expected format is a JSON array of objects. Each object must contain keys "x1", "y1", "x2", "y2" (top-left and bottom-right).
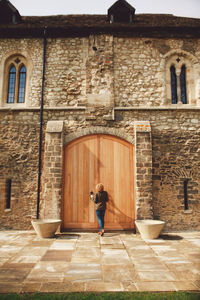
[{"x1": 40, "y1": 121, "x2": 153, "y2": 224}]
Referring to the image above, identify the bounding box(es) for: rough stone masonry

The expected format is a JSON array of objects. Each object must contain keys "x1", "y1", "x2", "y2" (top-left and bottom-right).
[{"x1": 0, "y1": 0, "x2": 200, "y2": 231}]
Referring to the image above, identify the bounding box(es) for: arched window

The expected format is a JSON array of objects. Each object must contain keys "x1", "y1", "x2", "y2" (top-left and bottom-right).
[
  {"x1": 165, "y1": 51, "x2": 196, "y2": 105},
  {"x1": 170, "y1": 63, "x2": 188, "y2": 104},
  {"x1": 18, "y1": 65, "x2": 26, "y2": 103},
  {"x1": 180, "y1": 65, "x2": 187, "y2": 104},
  {"x1": 6, "y1": 56, "x2": 27, "y2": 104},
  {"x1": 7, "y1": 65, "x2": 16, "y2": 103},
  {"x1": 170, "y1": 65, "x2": 178, "y2": 104}
]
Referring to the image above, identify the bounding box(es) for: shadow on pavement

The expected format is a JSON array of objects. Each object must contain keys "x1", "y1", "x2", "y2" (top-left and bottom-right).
[{"x1": 160, "y1": 234, "x2": 183, "y2": 240}]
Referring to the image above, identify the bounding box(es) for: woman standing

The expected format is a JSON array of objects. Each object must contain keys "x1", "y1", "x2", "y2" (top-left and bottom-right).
[{"x1": 90, "y1": 183, "x2": 109, "y2": 236}]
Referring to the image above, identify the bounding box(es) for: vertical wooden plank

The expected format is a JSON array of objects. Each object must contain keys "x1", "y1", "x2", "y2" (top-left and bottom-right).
[
  {"x1": 89, "y1": 136, "x2": 98, "y2": 224},
  {"x1": 72, "y1": 144, "x2": 78, "y2": 223},
  {"x1": 99, "y1": 135, "x2": 115, "y2": 227},
  {"x1": 64, "y1": 145, "x2": 73, "y2": 226},
  {"x1": 83, "y1": 139, "x2": 90, "y2": 223},
  {"x1": 77, "y1": 141, "x2": 83, "y2": 223},
  {"x1": 113, "y1": 140, "x2": 121, "y2": 226}
]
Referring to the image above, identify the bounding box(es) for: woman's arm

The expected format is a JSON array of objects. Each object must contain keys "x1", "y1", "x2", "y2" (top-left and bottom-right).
[
  {"x1": 105, "y1": 191, "x2": 109, "y2": 202},
  {"x1": 95, "y1": 193, "x2": 99, "y2": 203}
]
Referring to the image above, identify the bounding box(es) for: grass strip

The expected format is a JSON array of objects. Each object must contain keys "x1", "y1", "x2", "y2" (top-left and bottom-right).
[{"x1": 0, "y1": 292, "x2": 200, "y2": 300}]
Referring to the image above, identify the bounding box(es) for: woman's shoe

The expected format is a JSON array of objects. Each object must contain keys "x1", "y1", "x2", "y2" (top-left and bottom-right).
[
  {"x1": 98, "y1": 231, "x2": 102, "y2": 235},
  {"x1": 100, "y1": 230, "x2": 104, "y2": 236}
]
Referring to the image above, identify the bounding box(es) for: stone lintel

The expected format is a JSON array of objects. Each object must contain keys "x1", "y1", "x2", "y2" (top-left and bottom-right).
[{"x1": 46, "y1": 121, "x2": 64, "y2": 133}]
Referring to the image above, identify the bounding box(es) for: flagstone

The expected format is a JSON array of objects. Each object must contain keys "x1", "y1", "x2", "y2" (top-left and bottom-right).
[
  {"x1": 101, "y1": 243, "x2": 125, "y2": 249},
  {"x1": 41, "y1": 250, "x2": 73, "y2": 262},
  {"x1": 194, "y1": 281, "x2": 200, "y2": 289},
  {"x1": 28, "y1": 240, "x2": 53, "y2": 247},
  {"x1": 100, "y1": 237, "x2": 122, "y2": 245},
  {"x1": 101, "y1": 249, "x2": 129, "y2": 257},
  {"x1": 102, "y1": 264, "x2": 138, "y2": 282},
  {"x1": 71, "y1": 256, "x2": 101, "y2": 264},
  {"x1": 127, "y1": 249, "x2": 155, "y2": 257},
  {"x1": 73, "y1": 247, "x2": 100, "y2": 258},
  {"x1": 10, "y1": 255, "x2": 41, "y2": 264},
  {"x1": 171, "y1": 270, "x2": 200, "y2": 281},
  {"x1": 0, "y1": 282, "x2": 22, "y2": 293},
  {"x1": 0, "y1": 245, "x2": 23, "y2": 254},
  {"x1": 76, "y1": 240, "x2": 100, "y2": 248},
  {"x1": 26, "y1": 261, "x2": 69, "y2": 282},
  {"x1": 122, "y1": 281, "x2": 137, "y2": 291},
  {"x1": 136, "y1": 281, "x2": 177, "y2": 291},
  {"x1": 134, "y1": 263, "x2": 169, "y2": 272},
  {"x1": 19, "y1": 247, "x2": 48, "y2": 256},
  {"x1": 0, "y1": 267, "x2": 31, "y2": 283},
  {"x1": 138, "y1": 271, "x2": 175, "y2": 281},
  {"x1": 2, "y1": 263, "x2": 35, "y2": 269},
  {"x1": 50, "y1": 241, "x2": 76, "y2": 250},
  {"x1": 85, "y1": 281, "x2": 123, "y2": 291},
  {"x1": 150, "y1": 245, "x2": 177, "y2": 253},
  {"x1": 0, "y1": 258, "x2": 10, "y2": 266},
  {"x1": 40, "y1": 281, "x2": 85, "y2": 292},
  {"x1": 21, "y1": 282, "x2": 42, "y2": 293},
  {"x1": 78, "y1": 234, "x2": 99, "y2": 241},
  {"x1": 133, "y1": 257, "x2": 162, "y2": 265},
  {"x1": 64, "y1": 263, "x2": 102, "y2": 282},
  {"x1": 174, "y1": 281, "x2": 199, "y2": 291}
]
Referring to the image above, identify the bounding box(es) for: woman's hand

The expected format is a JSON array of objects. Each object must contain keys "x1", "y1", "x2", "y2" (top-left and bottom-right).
[{"x1": 90, "y1": 191, "x2": 94, "y2": 200}]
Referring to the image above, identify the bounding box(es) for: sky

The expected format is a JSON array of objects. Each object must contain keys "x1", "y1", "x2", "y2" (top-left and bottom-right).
[{"x1": 11, "y1": 0, "x2": 200, "y2": 19}]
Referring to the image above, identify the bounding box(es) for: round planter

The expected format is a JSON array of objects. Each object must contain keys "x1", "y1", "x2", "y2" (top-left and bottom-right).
[
  {"x1": 135, "y1": 219, "x2": 165, "y2": 239},
  {"x1": 31, "y1": 219, "x2": 61, "y2": 238}
]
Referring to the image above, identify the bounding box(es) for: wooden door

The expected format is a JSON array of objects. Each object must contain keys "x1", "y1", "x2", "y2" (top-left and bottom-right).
[{"x1": 62, "y1": 134, "x2": 135, "y2": 230}]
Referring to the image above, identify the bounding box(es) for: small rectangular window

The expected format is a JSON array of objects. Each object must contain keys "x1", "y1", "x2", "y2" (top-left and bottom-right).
[
  {"x1": 184, "y1": 179, "x2": 189, "y2": 210},
  {"x1": 6, "y1": 179, "x2": 12, "y2": 209}
]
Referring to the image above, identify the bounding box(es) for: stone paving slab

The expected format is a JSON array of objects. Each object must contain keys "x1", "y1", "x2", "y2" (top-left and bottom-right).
[{"x1": 0, "y1": 230, "x2": 199, "y2": 293}]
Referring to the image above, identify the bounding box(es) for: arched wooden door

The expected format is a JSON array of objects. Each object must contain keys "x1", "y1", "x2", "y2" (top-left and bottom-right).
[{"x1": 62, "y1": 134, "x2": 135, "y2": 230}]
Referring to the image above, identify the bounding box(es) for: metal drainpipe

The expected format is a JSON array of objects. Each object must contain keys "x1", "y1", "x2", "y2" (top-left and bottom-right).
[{"x1": 36, "y1": 28, "x2": 47, "y2": 219}]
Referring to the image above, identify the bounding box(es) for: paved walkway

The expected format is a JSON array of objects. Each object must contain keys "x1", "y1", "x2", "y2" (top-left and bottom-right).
[{"x1": 0, "y1": 230, "x2": 199, "y2": 293}]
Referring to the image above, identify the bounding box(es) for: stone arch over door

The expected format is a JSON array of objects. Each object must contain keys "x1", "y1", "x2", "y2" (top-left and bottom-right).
[
  {"x1": 62, "y1": 134, "x2": 135, "y2": 230},
  {"x1": 64, "y1": 126, "x2": 134, "y2": 146}
]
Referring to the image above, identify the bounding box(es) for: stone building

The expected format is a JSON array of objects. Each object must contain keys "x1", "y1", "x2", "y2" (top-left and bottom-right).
[{"x1": 0, "y1": 0, "x2": 200, "y2": 231}]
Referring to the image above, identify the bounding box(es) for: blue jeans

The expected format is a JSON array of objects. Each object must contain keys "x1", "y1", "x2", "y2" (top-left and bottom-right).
[{"x1": 96, "y1": 210, "x2": 105, "y2": 231}]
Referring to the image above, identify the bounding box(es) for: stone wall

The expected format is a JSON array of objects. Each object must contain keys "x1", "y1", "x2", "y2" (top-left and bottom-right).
[
  {"x1": 0, "y1": 110, "x2": 40, "y2": 229},
  {"x1": 152, "y1": 127, "x2": 200, "y2": 231},
  {"x1": 114, "y1": 38, "x2": 164, "y2": 107},
  {"x1": 122, "y1": 109, "x2": 200, "y2": 231},
  {"x1": 0, "y1": 34, "x2": 200, "y2": 230},
  {"x1": 44, "y1": 38, "x2": 87, "y2": 107}
]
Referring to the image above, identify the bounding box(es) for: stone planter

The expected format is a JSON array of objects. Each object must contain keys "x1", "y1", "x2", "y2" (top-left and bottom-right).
[
  {"x1": 135, "y1": 219, "x2": 165, "y2": 239},
  {"x1": 31, "y1": 219, "x2": 61, "y2": 238}
]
